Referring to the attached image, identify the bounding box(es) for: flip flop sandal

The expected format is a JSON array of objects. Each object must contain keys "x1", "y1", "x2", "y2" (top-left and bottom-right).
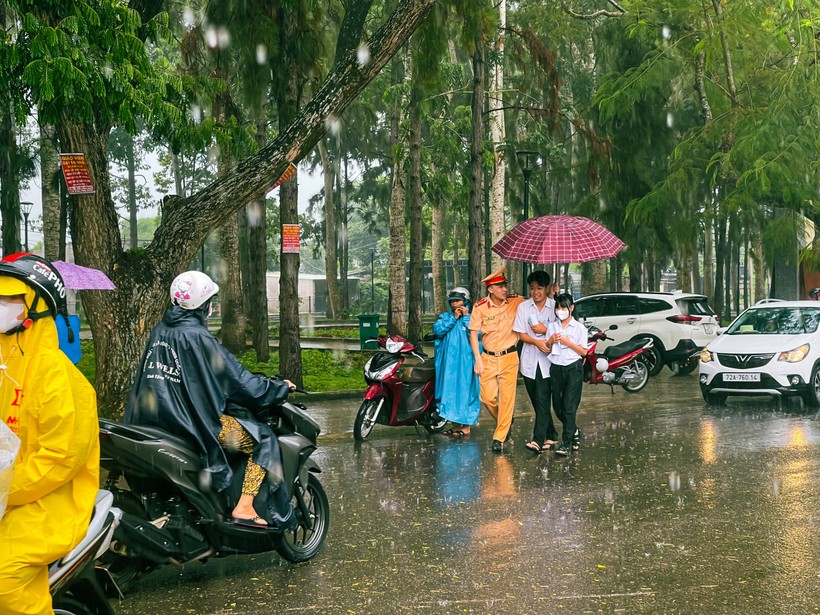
[
  {"x1": 449, "y1": 429, "x2": 470, "y2": 437},
  {"x1": 231, "y1": 516, "x2": 269, "y2": 529},
  {"x1": 525, "y1": 440, "x2": 541, "y2": 452},
  {"x1": 541, "y1": 440, "x2": 557, "y2": 451}
]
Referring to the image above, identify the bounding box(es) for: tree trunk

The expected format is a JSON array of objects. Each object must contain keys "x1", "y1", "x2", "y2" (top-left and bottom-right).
[
  {"x1": 219, "y1": 208, "x2": 247, "y2": 353},
  {"x1": 39, "y1": 118, "x2": 61, "y2": 261},
  {"x1": 488, "y1": 0, "x2": 506, "y2": 271},
  {"x1": 318, "y1": 139, "x2": 340, "y2": 318},
  {"x1": 340, "y1": 155, "x2": 350, "y2": 310},
  {"x1": 713, "y1": 213, "x2": 727, "y2": 319},
  {"x1": 407, "y1": 53, "x2": 423, "y2": 342},
  {"x1": 750, "y1": 223, "x2": 766, "y2": 301},
  {"x1": 431, "y1": 186, "x2": 446, "y2": 314},
  {"x1": 60, "y1": 0, "x2": 438, "y2": 414},
  {"x1": 278, "y1": 8, "x2": 303, "y2": 387},
  {"x1": 387, "y1": 54, "x2": 408, "y2": 336},
  {"x1": 126, "y1": 134, "x2": 139, "y2": 249},
  {"x1": 0, "y1": 101, "x2": 21, "y2": 255},
  {"x1": 467, "y1": 37, "x2": 486, "y2": 304},
  {"x1": 247, "y1": 115, "x2": 270, "y2": 361}
]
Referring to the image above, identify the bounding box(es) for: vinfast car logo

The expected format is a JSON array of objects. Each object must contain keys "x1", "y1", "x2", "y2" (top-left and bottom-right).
[
  {"x1": 737, "y1": 355, "x2": 751, "y2": 363},
  {"x1": 157, "y1": 448, "x2": 189, "y2": 464}
]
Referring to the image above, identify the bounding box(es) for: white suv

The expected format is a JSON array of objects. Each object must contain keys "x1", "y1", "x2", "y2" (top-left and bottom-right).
[
  {"x1": 699, "y1": 301, "x2": 820, "y2": 406},
  {"x1": 573, "y1": 291, "x2": 719, "y2": 376}
]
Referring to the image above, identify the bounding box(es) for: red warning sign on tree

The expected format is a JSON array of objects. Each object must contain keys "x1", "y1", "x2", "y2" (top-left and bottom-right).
[
  {"x1": 282, "y1": 223, "x2": 301, "y2": 253},
  {"x1": 59, "y1": 153, "x2": 95, "y2": 194}
]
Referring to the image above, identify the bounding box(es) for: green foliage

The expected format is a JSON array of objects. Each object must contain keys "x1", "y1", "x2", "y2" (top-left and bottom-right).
[{"x1": 235, "y1": 348, "x2": 369, "y2": 391}]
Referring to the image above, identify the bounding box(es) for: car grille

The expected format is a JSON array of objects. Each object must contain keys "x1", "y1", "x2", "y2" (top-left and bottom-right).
[{"x1": 716, "y1": 353, "x2": 775, "y2": 369}]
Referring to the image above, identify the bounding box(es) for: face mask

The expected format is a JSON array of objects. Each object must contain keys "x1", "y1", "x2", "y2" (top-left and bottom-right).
[
  {"x1": 0, "y1": 300, "x2": 26, "y2": 334},
  {"x1": 556, "y1": 309, "x2": 570, "y2": 321}
]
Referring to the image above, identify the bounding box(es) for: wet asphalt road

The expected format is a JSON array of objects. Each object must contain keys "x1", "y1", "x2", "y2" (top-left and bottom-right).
[{"x1": 112, "y1": 374, "x2": 820, "y2": 614}]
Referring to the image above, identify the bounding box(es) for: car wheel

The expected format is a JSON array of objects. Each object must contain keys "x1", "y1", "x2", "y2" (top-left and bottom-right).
[
  {"x1": 701, "y1": 389, "x2": 726, "y2": 406},
  {"x1": 802, "y1": 365, "x2": 820, "y2": 408},
  {"x1": 670, "y1": 360, "x2": 698, "y2": 376},
  {"x1": 639, "y1": 341, "x2": 664, "y2": 377}
]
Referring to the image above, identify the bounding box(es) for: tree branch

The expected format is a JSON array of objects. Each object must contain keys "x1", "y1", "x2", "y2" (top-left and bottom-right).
[{"x1": 561, "y1": 0, "x2": 625, "y2": 20}]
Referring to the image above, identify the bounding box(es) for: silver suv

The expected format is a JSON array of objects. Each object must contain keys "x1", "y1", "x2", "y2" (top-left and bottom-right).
[{"x1": 573, "y1": 292, "x2": 719, "y2": 375}]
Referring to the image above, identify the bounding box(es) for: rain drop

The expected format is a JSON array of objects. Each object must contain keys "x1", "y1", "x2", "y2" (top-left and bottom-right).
[
  {"x1": 205, "y1": 25, "x2": 218, "y2": 48},
  {"x1": 668, "y1": 471, "x2": 681, "y2": 492},
  {"x1": 662, "y1": 25, "x2": 671, "y2": 40},
  {"x1": 357, "y1": 44, "x2": 371, "y2": 67},
  {"x1": 666, "y1": 112, "x2": 674, "y2": 128},
  {"x1": 256, "y1": 44, "x2": 268, "y2": 65},
  {"x1": 246, "y1": 201, "x2": 263, "y2": 227},
  {"x1": 190, "y1": 104, "x2": 202, "y2": 123},
  {"x1": 325, "y1": 116, "x2": 342, "y2": 136},
  {"x1": 182, "y1": 8, "x2": 196, "y2": 29},
  {"x1": 217, "y1": 27, "x2": 231, "y2": 49}
]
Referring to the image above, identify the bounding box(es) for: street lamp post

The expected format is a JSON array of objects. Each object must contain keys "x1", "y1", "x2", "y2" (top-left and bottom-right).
[
  {"x1": 20, "y1": 202, "x2": 33, "y2": 252},
  {"x1": 515, "y1": 151, "x2": 538, "y2": 295}
]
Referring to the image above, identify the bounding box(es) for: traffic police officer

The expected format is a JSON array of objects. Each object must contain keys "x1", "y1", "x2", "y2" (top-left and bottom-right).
[{"x1": 469, "y1": 266, "x2": 525, "y2": 451}]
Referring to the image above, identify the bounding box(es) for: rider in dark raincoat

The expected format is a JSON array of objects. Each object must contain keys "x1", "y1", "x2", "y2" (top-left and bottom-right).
[{"x1": 125, "y1": 271, "x2": 295, "y2": 529}]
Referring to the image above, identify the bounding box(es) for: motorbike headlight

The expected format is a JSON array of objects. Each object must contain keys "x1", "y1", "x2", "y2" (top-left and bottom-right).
[
  {"x1": 699, "y1": 348, "x2": 713, "y2": 363},
  {"x1": 778, "y1": 344, "x2": 810, "y2": 363}
]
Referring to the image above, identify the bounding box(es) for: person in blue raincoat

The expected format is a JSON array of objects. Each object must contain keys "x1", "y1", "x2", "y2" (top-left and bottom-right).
[{"x1": 433, "y1": 287, "x2": 480, "y2": 436}]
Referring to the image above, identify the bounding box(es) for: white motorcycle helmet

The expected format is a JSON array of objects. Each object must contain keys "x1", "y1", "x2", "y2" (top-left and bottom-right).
[
  {"x1": 170, "y1": 271, "x2": 219, "y2": 310},
  {"x1": 447, "y1": 286, "x2": 471, "y2": 304}
]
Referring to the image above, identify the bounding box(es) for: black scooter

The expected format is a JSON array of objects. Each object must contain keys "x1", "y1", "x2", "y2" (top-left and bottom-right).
[
  {"x1": 99, "y1": 398, "x2": 329, "y2": 592},
  {"x1": 50, "y1": 489, "x2": 120, "y2": 615}
]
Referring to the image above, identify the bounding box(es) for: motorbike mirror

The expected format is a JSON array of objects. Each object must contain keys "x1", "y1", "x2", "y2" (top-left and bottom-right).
[
  {"x1": 608, "y1": 324, "x2": 618, "y2": 330},
  {"x1": 423, "y1": 332, "x2": 437, "y2": 342}
]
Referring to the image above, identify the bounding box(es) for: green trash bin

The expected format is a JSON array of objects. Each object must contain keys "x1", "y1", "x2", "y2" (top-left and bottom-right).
[{"x1": 357, "y1": 314, "x2": 380, "y2": 350}]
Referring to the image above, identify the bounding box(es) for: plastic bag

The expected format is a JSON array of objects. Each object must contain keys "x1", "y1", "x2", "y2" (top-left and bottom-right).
[{"x1": 0, "y1": 420, "x2": 20, "y2": 520}]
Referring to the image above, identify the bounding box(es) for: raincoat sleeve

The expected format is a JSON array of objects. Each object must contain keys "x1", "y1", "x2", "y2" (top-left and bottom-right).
[
  {"x1": 8, "y1": 358, "x2": 98, "y2": 507},
  {"x1": 213, "y1": 341, "x2": 291, "y2": 409},
  {"x1": 433, "y1": 312, "x2": 457, "y2": 337}
]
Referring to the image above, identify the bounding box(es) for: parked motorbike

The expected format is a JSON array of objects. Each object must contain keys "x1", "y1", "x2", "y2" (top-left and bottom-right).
[
  {"x1": 50, "y1": 489, "x2": 121, "y2": 615},
  {"x1": 584, "y1": 325, "x2": 652, "y2": 393},
  {"x1": 98, "y1": 393, "x2": 329, "y2": 592},
  {"x1": 353, "y1": 334, "x2": 446, "y2": 441}
]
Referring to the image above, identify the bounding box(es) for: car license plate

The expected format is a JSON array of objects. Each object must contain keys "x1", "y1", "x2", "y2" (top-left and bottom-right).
[
  {"x1": 724, "y1": 373, "x2": 760, "y2": 382},
  {"x1": 704, "y1": 324, "x2": 715, "y2": 334}
]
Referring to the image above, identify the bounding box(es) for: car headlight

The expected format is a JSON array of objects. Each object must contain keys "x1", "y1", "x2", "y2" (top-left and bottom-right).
[
  {"x1": 699, "y1": 348, "x2": 713, "y2": 363},
  {"x1": 778, "y1": 344, "x2": 810, "y2": 363}
]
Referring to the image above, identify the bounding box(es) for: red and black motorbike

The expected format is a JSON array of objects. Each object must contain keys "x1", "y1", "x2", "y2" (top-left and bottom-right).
[
  {"x1": 584, "y1": 325, "x2": 652, "y2": 393},
  {"x1": 353, "y1": 334, "x2": 447, "y2": 441}
]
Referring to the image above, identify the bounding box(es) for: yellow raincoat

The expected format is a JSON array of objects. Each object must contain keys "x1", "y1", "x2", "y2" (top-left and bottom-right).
[{"x1": 0, "y1": 281, "x2": 99, "y2": 615}]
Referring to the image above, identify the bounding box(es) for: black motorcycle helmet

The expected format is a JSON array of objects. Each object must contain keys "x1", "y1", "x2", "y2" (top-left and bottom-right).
[{"x1": 0, "y1": 252, "x2": 71, "y2": 337}]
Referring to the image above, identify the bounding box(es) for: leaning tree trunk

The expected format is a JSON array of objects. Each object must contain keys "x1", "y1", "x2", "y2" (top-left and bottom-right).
[
  {"x1": 467, "y1": 36, "x2": 486, "y2": 303},
  {"x1": 407, "y1": 52, "x2": 423, "y2": 342},
  {"x1": 58, "y1": 0, "x2": 439, "y2": 414}
]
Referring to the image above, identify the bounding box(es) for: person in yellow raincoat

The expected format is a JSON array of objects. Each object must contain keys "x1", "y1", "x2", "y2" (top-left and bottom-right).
[{"x1": 0, "y1": 253, "x2": 99, "y2": 615}]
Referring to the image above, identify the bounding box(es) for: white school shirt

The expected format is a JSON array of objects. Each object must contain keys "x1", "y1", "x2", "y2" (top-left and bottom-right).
[
  {"x1": 513, "y1": 297, "x2": 556, "y2": 379},
  {"x1": 547, "y1": 317, "x2": 587, "y2": 366}
]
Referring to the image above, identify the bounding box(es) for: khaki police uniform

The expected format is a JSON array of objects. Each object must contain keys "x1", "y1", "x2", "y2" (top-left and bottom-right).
[{"x1": 469, "y1": 267, "x2": 524, "y2": 443}]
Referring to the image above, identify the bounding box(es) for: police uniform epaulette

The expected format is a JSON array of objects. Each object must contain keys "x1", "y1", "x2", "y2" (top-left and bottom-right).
[
  {"x1": 507, "y1": 293, "x2": 519, "y2": 298},
  {"x1": 474, "y1": 298, "x2": 489, "y2": 307}
]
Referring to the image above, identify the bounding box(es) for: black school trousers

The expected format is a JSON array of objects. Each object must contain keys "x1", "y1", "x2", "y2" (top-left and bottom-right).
[{"x1": 550, "y1": 360, "x2": 583, "y2": 447}]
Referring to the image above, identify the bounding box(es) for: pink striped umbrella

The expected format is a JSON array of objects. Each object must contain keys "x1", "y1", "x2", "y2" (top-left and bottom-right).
[{"x1": 492, "y1": 215, "x2": 625, "y2": 264}]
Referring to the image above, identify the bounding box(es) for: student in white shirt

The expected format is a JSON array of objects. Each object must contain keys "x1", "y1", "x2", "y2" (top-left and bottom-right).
[
  {"x1": 547, "y1": 293, "x2": 588, "y2": 456},
  {"x1": 513, "y1": 271, "x2": 559, "y2": 453}
]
